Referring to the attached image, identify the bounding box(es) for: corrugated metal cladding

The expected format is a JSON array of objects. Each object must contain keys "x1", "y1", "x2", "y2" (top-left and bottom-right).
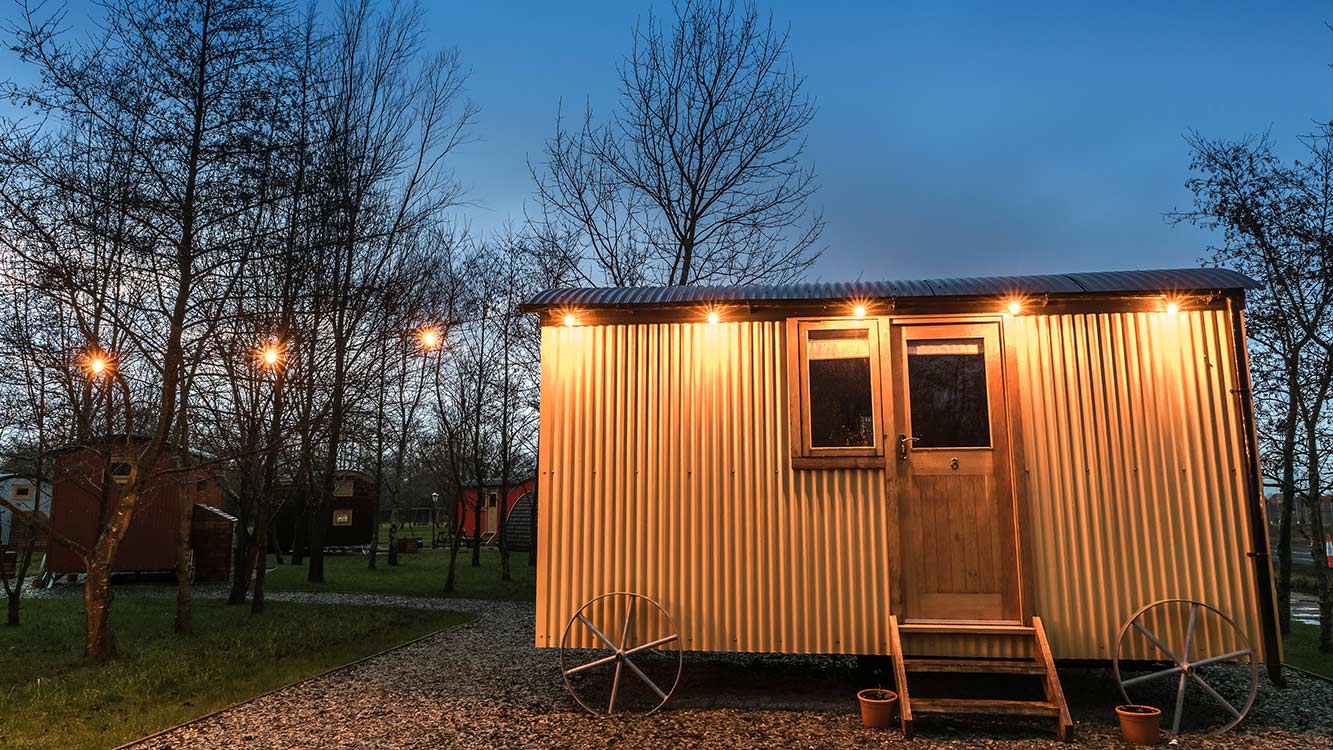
[{"x1": 535, "y1": 309, "x2": 1266, "y2": 659}]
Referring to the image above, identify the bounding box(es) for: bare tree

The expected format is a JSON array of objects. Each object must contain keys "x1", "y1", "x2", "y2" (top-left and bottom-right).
[
  {"x1": 532, "y1": 0, "x2": 823, "y2": 288},
  {"x1": 1174, "y1": 125, "x2": 1333, "y2": 652}
]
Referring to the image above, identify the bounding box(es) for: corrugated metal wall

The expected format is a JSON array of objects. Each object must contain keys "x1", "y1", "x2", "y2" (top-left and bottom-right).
[
  {"x1": 1010, "y1": 310, "x2": 1261, "y2": 660},
  {"x1": 536, "y1": 310, "x2": 1266, "y2": 660}
]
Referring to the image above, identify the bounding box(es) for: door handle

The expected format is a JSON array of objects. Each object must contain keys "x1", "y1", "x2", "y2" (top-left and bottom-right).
[{"x1": 897, "y1": 434, "x2": 919, "y2": 460}]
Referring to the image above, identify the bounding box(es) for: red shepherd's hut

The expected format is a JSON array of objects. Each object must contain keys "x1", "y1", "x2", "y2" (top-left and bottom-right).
[
  {"x1": 44, "y1": 436, "x2": 232, "y2": 580},
  {"x1": 458, "y1": 477, "x2": 535, "y2": 550}
]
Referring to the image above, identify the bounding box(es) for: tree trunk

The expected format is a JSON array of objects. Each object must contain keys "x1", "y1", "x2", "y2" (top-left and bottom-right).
[
  {"x1": 252, "y1": 497, "x2": 270, "y2": 614},
  {"x1": 227, "y1": 511, "x2": 254, "y2": 604},
  {"x1": 1276, "y1": 372, "x2": 1298, "y2": 635},
  {"x1": 7, "y1": 595, "x2": 18, "y2": 626},
  {"x1": 84, "y1": 560, "x2": 115, "y2": 659}
]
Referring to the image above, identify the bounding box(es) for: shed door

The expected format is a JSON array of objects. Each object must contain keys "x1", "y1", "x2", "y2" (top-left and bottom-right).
[{"x1": 890, "y1": 322, "x2": 1021, "y2": 623}]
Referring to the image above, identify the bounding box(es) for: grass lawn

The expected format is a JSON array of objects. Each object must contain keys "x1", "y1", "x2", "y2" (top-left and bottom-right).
[
  {"x1": 265, "y1": 544, "x2": 535, "y2": 601},
  {"x1": 1284, "y1": 621, "x2": 1333, "y2": 679},
  {"x1": 0, "y1": 597, "x2": 471, "y2": 750}
]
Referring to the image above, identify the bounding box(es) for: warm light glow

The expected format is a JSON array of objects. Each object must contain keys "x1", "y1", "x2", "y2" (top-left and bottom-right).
[
  {"x1": 419, "y1": 327, "x2": 440, "y2": 350},
  {"x1": 1007, "y1": 300, "x2": 1022, "y2": 316},
  {"x1": 563, "y1": 313, "x2": 577, "y2": 327},
  {"x1": 88, "y1": 356, "x2": 107, "y2": 375},
  {"x1": 853, "y1": 304, "x2": 867, "y2": 319},
  {"x1": 707, "y1": 311, "x2": 720, "y2": 325},
  {"x1": 262, "y1": 347, "x2": 280, "y2": 366},
  {"x1": 1165, "y1": 301, "x2": 1179, "y2": 316}
]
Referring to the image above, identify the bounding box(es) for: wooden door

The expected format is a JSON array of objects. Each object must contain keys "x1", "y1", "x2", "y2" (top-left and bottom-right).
[{"x1": 890, "y1": 322, "x2": 1021, "y2": 623}]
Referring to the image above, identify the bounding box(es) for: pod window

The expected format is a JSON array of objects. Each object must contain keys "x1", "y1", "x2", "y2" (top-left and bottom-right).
[
  {"x1": 12, "y1": 483, "x2": 32, "y2": 500},
  {"x1": 793, "y1": 320, "x2": 883, "y2": 463},
  {"x1": 111, "y1": 461, "x2": 134, "y2": 485}
]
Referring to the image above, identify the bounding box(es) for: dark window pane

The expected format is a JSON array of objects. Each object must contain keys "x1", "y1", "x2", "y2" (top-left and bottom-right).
[
  {"x1": 907, "y1": 339, "x2": 990, "y2": 448},
  {"x1": 809, "y1": 357, "x2": 874, "y2": 447}
]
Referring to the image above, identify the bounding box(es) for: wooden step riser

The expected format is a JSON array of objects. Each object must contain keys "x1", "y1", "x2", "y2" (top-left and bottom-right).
[
  {"x1": 911, "y1": 698, "x2": 1061, "y2": 718},
  {"x1": 903, "y1": 658, "x2": 1046, "y2": 675}
]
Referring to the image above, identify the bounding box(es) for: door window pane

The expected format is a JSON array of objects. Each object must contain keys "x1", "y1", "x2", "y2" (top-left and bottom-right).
[
  {"x1": 808, "y1": 329, "x2": 874, "y2": 448},
  {"x1": 907, "y1": 338, "x2": 990, "y2": 448}
]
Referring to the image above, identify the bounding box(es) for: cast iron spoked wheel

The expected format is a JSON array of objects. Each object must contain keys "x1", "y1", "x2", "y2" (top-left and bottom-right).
[
  {"x1": 1113, "y1": 598, "x2": 1258, "y2": 736},
  {"x1": 559, "y1": 592, "x2": 683, "y2": 716}
]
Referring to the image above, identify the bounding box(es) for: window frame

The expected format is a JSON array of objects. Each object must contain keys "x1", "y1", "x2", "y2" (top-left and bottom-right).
[
  {"x1": 12, "y1": 483, "x2": 32, "y2": 500},
  {"x1": 789, "y1": 318, "x2": 886, "y2": 467}
]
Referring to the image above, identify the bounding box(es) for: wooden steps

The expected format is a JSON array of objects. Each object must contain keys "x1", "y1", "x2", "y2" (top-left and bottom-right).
[
  {"x1": 888, "y1": 615, "x2": 1073, "y2": 742},
  {"x1": 911, "y1": 698, "x2": 1061, "y2": 717}
]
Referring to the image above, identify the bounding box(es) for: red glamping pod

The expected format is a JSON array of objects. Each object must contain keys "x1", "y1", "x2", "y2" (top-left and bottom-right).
[{"x1": 44, "y1": 435, "x2": 233, "y2": 580}]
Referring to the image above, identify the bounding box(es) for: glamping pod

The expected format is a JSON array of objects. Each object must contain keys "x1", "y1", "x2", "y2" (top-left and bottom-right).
[
  {"x1": 44, "y1": 436, "x2": 229, "y2": 580},
  {"x1": 523, "y1": 267, "x2": 1279, "y2": 734},
  {"x1": 458, "y1": 477, "x2": 536, "y2": 550},
  {"x1": 274, "y1": 469, "x2": 377, "y2": 551}
]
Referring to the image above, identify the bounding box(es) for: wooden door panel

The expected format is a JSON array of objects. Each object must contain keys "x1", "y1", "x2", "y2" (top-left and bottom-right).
[{"x1": 891, "y1": 322, "x2": 1021, "y2": 623}]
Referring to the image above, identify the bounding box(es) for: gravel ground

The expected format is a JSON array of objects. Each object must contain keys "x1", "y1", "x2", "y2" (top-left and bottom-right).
[{"x1": 44, "y1": 585, "x2": 1318, "y2": 750}]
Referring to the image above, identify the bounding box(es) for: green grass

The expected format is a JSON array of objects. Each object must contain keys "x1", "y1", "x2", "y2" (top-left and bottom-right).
[
  {"x1": 0, "y1": 597, "x2": 471, "y2": 750},
  {"x1": 265, "y1": 544, "x2": 535, "y2": 601},
  {"x1": 1284, "y1": 621, "x2": 1333, "y2": 679}
]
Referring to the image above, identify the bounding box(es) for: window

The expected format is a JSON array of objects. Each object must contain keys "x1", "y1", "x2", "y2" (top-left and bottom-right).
[
  {"x1": 196, "y1": 479, "x2": 209, "y2": 494},
  {"x1": 12, "y1": 483, "x2": 32, "y2": 500},
  {"x1": 906, "y1": 338, "x2": 990, "y2": 448},
  {"x1": 333, "y1": 509, "x2": 353, "y2": 526},
  {"x1": 483, "y1": 491, "x2": 498, "y2": 510},
  {"x1": 111, "y1": 461, "x2": 134, "y2": 485},
  {"x1": 333, "y1": 478, "x2": 354, "y2": 497},
  {"x1": 792, "y1": 320, "x2": 883, "y2": 464}
]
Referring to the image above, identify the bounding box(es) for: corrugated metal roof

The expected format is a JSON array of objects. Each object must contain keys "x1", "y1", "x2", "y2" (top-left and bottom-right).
[{"x1": 523, "y1": 267, "x2": 1259, "y2": 310}]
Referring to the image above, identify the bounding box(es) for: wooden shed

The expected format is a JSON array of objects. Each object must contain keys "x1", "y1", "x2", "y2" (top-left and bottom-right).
[
  {"x1": 273, "y1": 469, "x2": 377, "y2": 551},
  {"x1": 523, "y1": 267, "x2": 1279, "y2": 733},
  {"x1": 44, "y1": 436, "x2": 230, "y2": 580}
]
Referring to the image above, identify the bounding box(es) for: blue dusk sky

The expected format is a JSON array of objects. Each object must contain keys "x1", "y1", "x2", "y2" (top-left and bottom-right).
[
  {"x1": 435, "y1": 1, "x2": 1330, "y2": 282},
  {"x1": 4, "y1": 1, "x2": 1329, "y2": 283}
]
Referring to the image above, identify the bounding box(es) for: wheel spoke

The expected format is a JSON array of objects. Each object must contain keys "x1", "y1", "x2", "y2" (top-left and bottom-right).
[
  {"x1": 1122, "y1": 664, "x2": 1183, "y2": 688},
  {"x1": 1182, "y1": 603, "x2": 1199, "y2": 661},
  {"x1": 1171, "y1": 671, "x2": 1187, "y2": 734},
  {"x1": 1134, "y1": 621, "x2": 1185, "y2": 665},
  {"x1": 577, "y1": 613, "x2": 619, "y2": 650},
  {"x1": 624, "y1": 633, "x2": 680, "y2": 658},
  {"x1": 618, "y1": 597, "x2": 637, "y2": 651},
  {"x1": 1188, "y1": 672, "x2": 1241, "y2": 718},
  {"x1": 565, "y1": 652, "x2": 619, "y2": 677},
  {"x1": 608, "y1": 658, "x2": 625, "y2": 714},
  {"x1": 1191, "y1": 648, "x2": 1253, "y2": 669},
  {"x1": 621, "y1": 653, "x2": 669, "y2": 700}
]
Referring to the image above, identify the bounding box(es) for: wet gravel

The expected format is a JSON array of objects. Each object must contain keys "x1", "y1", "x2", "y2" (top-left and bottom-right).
[{"x1": 90, "y1": 590, "x2": 1333, "y2": 750}]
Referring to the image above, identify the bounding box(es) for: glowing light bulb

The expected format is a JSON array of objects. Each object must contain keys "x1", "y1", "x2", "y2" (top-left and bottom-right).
[
  {"x1": 853, "y1": 304, "x2": 866, "y2": 319},
  {"x1": 420, "y1": 328, "x2": 439, "y2": 349},
  {"x1": 1008, "y1": 300, "x2": 1021, "y2": 316},
  {"x1": 262, "y1": 347, "x2": 279, "y2": 366},
  {"x1": 563, "y1": 314, "x2": 577, "y2": 327},
  {"x1": 1166, "y1": 302, "x2": 1179, "y2": 316},
  {"x1": 89, "y1": 357, "x2": 106, "y2": 375},
  {"x1": 707, "y1": 311, "x2": 720, "y2": 325}
]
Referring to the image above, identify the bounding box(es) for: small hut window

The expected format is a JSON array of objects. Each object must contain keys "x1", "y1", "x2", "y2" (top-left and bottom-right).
[
  {"x1": 792, "y1": 320, "x2": 883, "y2": 464},
  {"x1": 333, "y1": 478, "x2": 354, "y2": 496},
  {"x1": 333, "y1": 509, "x2": 353, "y2": 526},
  {"x1": 111, "y1": 461, "x2": 134, "y2": 485},
  {"x1": 12, "y1": 483, "x2": 32, "y2": 500}
]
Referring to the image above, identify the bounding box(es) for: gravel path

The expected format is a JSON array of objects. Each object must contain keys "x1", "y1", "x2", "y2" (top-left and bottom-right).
[{"x1": 84, "y1": 589, "x2": 1329, "y2": 750}]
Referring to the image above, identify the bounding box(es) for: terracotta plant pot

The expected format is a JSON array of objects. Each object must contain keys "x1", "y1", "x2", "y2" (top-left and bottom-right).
[
  {"x1": 1116, "y1": 704, "x2": 1162, "y2": 745},
  {"x1": 857, "y1": 688, "x2": 899, "y2": 729}
]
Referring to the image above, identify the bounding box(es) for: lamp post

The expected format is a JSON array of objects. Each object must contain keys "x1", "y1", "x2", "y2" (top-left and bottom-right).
[
  {"x1": 431, "y1": 491, "x2": 440, "y2": 548},
  {"x1": 252, "y1": 339, "x2": 286, "y2": 614}
]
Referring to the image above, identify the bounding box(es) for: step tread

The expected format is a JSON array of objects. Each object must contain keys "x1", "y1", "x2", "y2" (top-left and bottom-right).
[
  {"x1": 898, "y1": 623, "x2": 1034, "y2": 636},
  {"x1": 911, "y1": 698, "x2": 1061, "y2": 717},
  {"x1": 903, "y1": 658, "x2": 1047, "y2": 675}
]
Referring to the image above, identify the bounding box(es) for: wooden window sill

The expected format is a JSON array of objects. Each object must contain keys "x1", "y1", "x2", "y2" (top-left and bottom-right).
[{"x1": 791, "y1": 455, "x2": 884, "y2": 470}]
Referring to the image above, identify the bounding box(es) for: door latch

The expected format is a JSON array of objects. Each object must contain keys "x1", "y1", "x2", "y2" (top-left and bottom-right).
[{"x1": 897, "y1": 434, "x2": 919, "y2": 460}]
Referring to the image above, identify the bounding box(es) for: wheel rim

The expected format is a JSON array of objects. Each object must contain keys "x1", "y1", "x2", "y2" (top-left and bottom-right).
[
  {"x1": 1113, "y1": 598, "x2": 1258, "y2": 736},
  {"x1": 559, "y1": 592, "x2": 683, "y2": 715}
]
